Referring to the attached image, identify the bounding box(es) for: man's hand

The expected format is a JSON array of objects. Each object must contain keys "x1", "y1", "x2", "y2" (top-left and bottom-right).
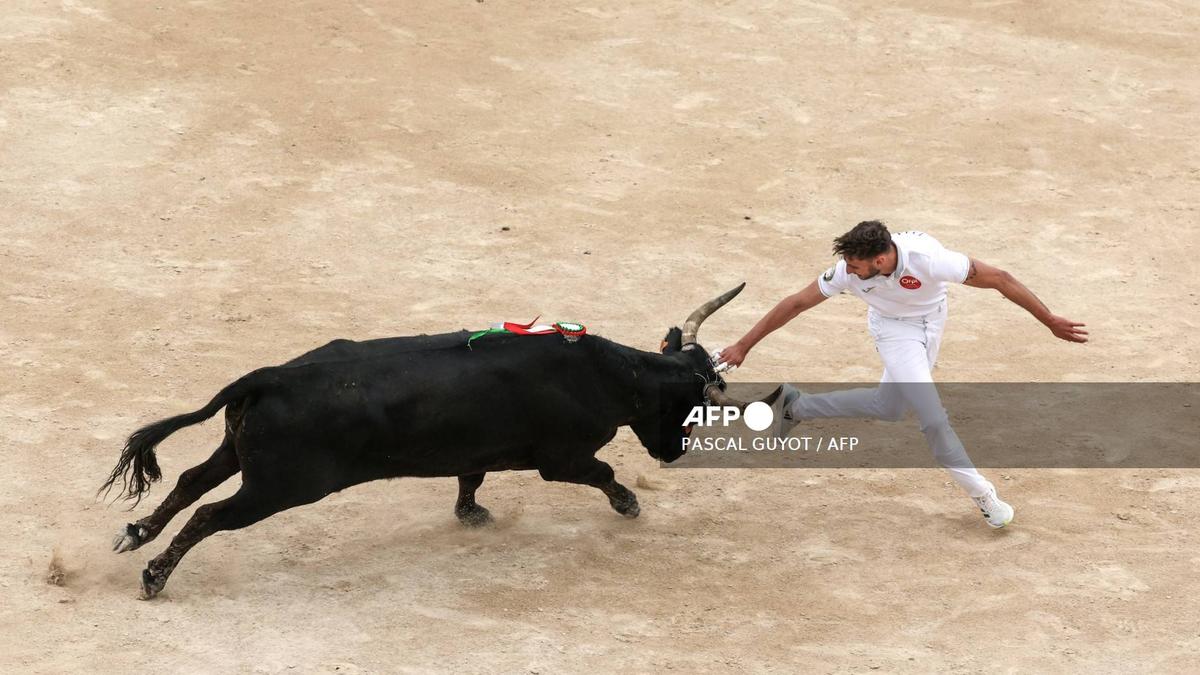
[
  {"x1": 716, "y1": 341, "x2": 750, "y2": 368},
  {"x1": 1046, "y1": 315, "x2": 1088, "y2": 343}
]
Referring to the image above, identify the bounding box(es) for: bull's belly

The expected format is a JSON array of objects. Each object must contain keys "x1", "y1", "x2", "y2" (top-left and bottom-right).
[{"x1": 357, "y1": 443, "x2": 539, "y2": 478}]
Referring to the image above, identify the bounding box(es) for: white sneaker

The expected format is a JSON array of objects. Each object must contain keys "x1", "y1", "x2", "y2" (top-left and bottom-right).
[{"x1": 972, "y1": 488, "x2": 1014, "y2": 528}]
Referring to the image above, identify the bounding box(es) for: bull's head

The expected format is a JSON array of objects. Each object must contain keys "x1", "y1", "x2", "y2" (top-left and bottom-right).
[{"x1": 631, "y1": 283, "x2": 782, "y2": 462}]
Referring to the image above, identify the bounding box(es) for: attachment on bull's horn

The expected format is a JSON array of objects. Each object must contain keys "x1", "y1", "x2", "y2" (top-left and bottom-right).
[
  {"x1": 704, "y1": 383, "x2": 783, "y2": 410},
  {"x1": 710, "y1": 349, "x2": 736, "y2": 374},
  {"x1": 681, "y1": 283, "x2": 746, "y2": 346}
]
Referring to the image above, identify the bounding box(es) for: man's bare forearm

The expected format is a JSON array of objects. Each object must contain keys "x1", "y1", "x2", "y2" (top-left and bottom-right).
[
  {"x1": 993, "y1": 270, "x2": 1053, "y2": 325},
  {"x1": 737, "y1": 291, "x2": 820, "y2": 349}
]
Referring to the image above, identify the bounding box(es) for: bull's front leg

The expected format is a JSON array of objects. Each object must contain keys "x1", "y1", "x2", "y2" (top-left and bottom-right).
[
  {"x1": 538, "y1": 457, "x2": 639, "y2": 518},
  {"x1": 454, "y1": 473, "x2": 493, "y2": 527}
]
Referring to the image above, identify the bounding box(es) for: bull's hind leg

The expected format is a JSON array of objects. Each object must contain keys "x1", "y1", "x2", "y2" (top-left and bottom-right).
[
  {"x1": 538, "y1": 456, "x2": 640, "y2": 518},
  {"x1": 113, "y1": 435, "x2": 239, "y2": 554},
  {"x1": 138, "y1": 479, "x2": 326, "y2": 599},
  {"x1": 454, "y1": 473, "x2": 493, "y2": 527}
]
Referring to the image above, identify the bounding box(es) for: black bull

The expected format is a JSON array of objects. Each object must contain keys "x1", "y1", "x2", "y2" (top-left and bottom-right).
[{"x1": 101, "y1": 284, "x2": 779, "y2": 598}]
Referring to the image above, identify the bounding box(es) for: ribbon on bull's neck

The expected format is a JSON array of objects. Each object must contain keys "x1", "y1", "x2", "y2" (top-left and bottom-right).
[{"x1": 467, "y1": 317, "x2": 587, "y2": 348}]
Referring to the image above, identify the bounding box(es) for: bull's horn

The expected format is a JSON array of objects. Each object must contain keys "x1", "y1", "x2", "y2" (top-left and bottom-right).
[
  {"x1": 704, "y1": 383, "x2": 784, "y2": 410},
  {"x1": 681, "y1": 283, "x2": 746, "y2": 346}
]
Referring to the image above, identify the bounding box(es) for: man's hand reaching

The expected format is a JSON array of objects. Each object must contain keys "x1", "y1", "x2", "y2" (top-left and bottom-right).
[
  {"x1": 715, "y1": 342, "x2": 750, "y2": 369},
  {"x1": 1046, "y1": 315, "x2": 1088, "y2": 343}
]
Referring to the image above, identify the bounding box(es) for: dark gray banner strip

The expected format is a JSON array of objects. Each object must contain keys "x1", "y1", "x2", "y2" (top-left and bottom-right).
[{"x1": 662, "y1": 383, "x2": 1199, "y2": 469}]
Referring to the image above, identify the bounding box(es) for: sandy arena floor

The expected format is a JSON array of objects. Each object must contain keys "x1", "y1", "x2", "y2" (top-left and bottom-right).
[{"x1": 3, "y1": 1, "x2": 1199, "y2": 672}]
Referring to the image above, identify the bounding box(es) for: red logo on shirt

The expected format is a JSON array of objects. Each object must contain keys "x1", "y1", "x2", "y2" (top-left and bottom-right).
[{"x1": 899, "y1": 275, "x2": 922, "y2": 290}]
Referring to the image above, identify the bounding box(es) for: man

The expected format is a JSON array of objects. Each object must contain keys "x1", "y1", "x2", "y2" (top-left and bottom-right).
[{"x1": 717, "y1": 221, "x2": 1087, "y2": 528}]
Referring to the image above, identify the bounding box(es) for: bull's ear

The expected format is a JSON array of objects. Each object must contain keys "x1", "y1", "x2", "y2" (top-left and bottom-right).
[{"x1": 661, "y1": 326, "x2": 683, "y2": 353}]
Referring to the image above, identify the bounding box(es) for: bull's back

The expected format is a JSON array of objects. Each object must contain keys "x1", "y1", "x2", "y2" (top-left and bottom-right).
[{"x1": 284, "y1": 330, "x2": 476, "y2": 367}]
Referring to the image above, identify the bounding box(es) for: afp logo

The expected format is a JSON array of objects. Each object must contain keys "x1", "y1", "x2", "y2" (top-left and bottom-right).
[{"x1": 683, "y1": 401, "x2": 775, "y2": 432}]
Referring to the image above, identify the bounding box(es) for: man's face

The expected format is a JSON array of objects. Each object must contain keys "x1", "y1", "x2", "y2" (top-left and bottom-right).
[{"x1": 844, "y1": 255, "x2": 884, "y2": 280}]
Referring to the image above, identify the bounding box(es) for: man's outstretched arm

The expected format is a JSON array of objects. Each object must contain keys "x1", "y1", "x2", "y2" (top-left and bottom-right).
[
  {"x1": 963, "y1": 258, "x2": 1088, "y2": 343},
  {"x1": 717, "y1": 280, "x2": 829, "y2": 367}
]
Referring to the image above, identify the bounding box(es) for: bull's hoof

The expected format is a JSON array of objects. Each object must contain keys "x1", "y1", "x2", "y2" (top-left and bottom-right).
[
  {"x1": 112, "y1": 523, "x2": 148, "y2": 554},
  {"x1": 610, "y1": 493, "x2": 640, "y2": 518},
  {"x1": 456, "y1": 504, "x2": 494, "y2": 528},
  {"x1": 139, "y1": 568, "x2": 164, "y2": 600}
]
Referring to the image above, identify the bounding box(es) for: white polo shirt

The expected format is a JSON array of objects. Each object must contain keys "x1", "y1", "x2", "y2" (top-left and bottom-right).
[{"x1": 817, "y1": 231, "x2": 970, "y2": 318}]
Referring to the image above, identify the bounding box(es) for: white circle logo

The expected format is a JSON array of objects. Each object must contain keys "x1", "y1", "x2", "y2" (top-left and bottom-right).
[{"x1": 743, "y1": 401, "x2": 774, "y2": 432}]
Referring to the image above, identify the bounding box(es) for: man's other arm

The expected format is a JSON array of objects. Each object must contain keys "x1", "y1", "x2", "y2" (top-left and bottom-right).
[{"x1": 963, "y1": 258, "x2": 1088, "y2": 343}]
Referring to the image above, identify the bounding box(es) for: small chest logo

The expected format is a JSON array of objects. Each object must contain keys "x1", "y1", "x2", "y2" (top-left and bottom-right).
[{"x1": 899, "y1": 275, "x2": 922, "y2": 290}]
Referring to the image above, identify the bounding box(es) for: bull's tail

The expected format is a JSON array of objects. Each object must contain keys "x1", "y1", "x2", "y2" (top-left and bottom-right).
[{"x1": 99, "y1": 370, "x2": 269, "y2": 506}]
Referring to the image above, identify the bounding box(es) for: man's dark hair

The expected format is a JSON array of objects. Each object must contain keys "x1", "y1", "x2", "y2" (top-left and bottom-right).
[{"x1": 832, "y1": 220, "x2": 892, "y2": 259}]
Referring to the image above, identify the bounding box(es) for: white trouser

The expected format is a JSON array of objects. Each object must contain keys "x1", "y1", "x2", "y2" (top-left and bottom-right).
[{"x1": 787, "y1": 302, "x2": 993, "y2": 497}]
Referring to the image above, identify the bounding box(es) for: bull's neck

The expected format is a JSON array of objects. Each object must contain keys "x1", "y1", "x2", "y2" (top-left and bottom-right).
[{"x1": 584, "y1": 336, "x2": 697, "y2": 422}]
